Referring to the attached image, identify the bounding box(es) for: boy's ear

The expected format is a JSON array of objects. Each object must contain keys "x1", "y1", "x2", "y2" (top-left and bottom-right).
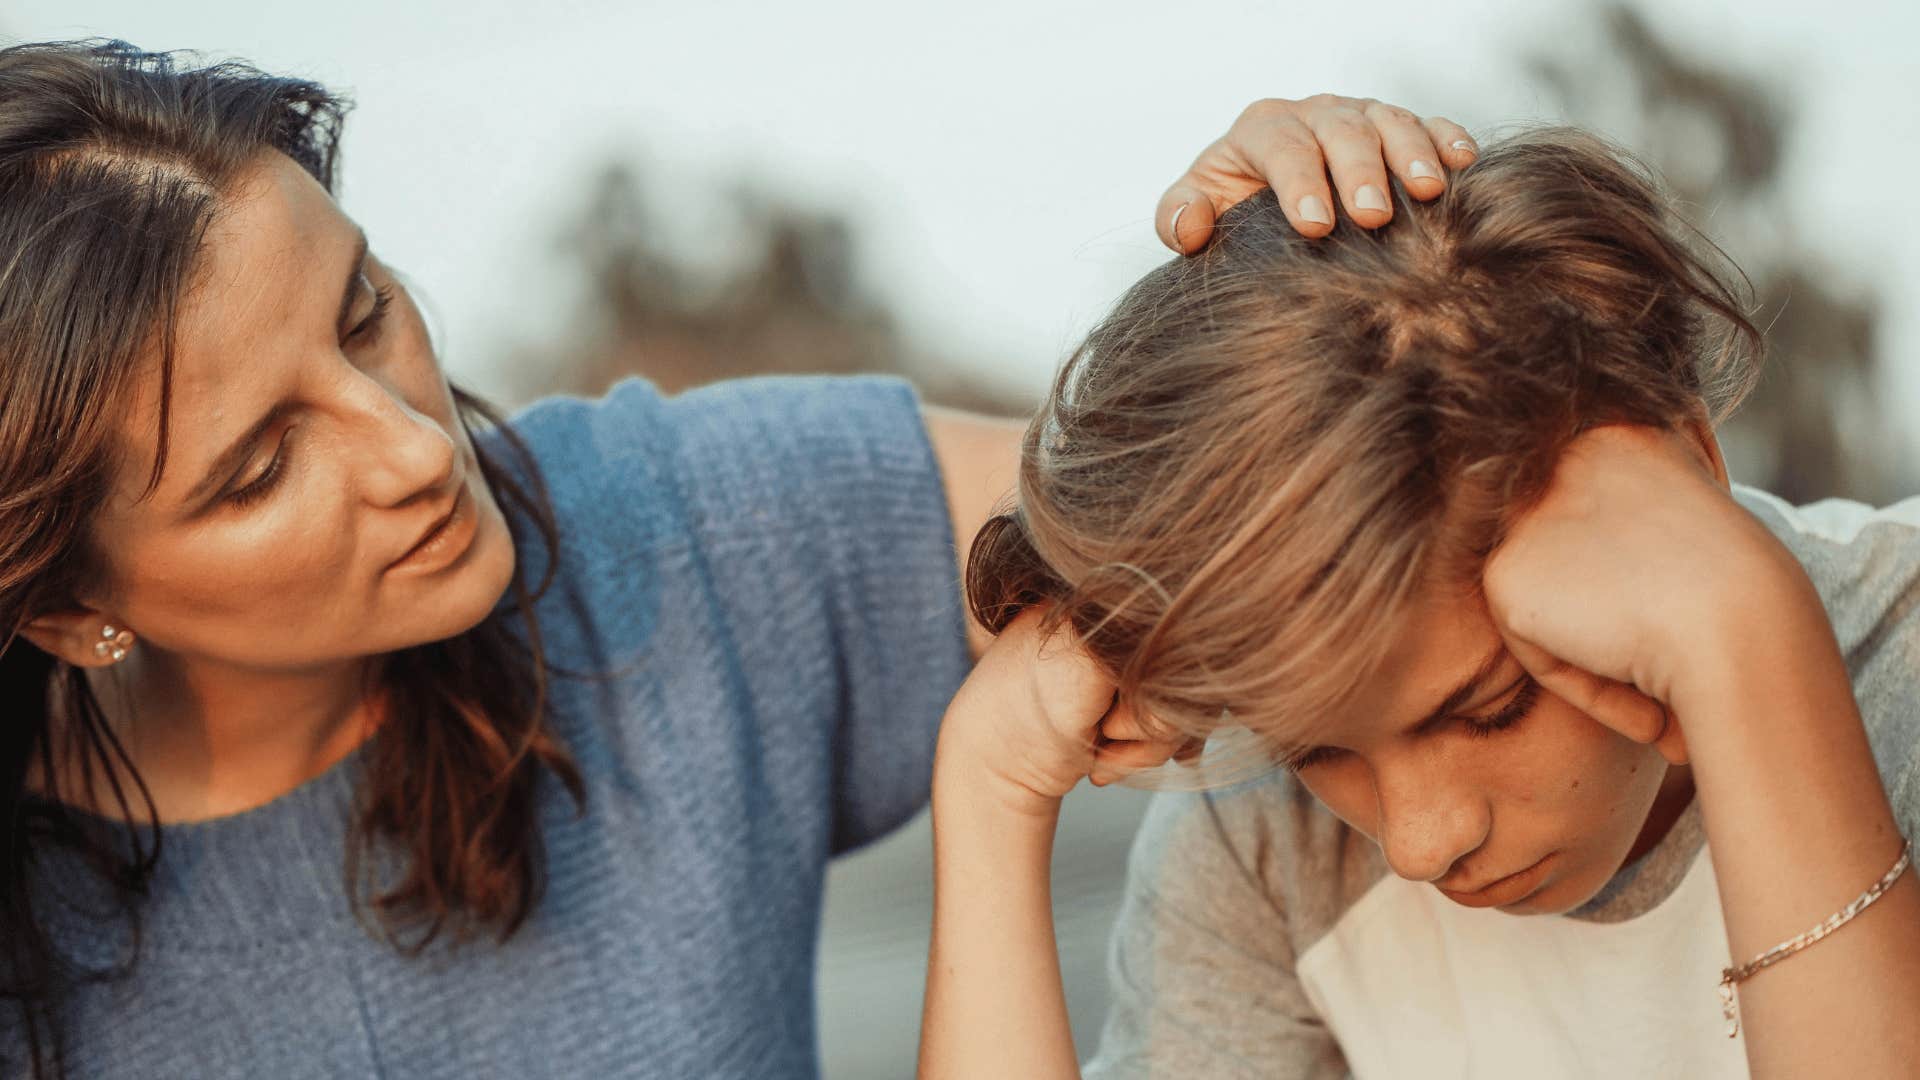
[{"x1": 16, "y1": 607, "x2": 132, "y2": 669}]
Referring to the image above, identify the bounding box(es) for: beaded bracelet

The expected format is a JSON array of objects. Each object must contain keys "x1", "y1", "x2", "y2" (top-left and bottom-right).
[{"x1": 1717, "y1": 837, "x2": 1913, "y2": 1038}]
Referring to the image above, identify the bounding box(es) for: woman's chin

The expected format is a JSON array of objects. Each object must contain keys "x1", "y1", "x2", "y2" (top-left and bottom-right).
[{"x1": 381, "y1": 502, "x2": 520, "y2": 648}]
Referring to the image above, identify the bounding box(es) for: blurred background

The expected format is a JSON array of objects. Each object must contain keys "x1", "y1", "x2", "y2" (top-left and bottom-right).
[{"x1": 9, "y1": 0, "x2": 1914, "y2": 1074}]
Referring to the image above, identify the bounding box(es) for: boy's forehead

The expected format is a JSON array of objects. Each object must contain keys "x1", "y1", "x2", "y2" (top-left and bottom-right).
[{"x1": 1340, "y1": 586, "x2": 1504, "y2": 732}]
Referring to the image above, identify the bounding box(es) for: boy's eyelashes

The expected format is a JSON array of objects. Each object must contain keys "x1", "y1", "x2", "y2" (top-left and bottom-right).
[
  {"x1": 1281, "y1": 674, "x2": 1544, "y2": 773},
  {"x1": 1284, "y1": 744, "x2": 1344, "y2": 772},
  {"x1": 1461, "y1": 674, "x2": 1543, "y2": 736}
]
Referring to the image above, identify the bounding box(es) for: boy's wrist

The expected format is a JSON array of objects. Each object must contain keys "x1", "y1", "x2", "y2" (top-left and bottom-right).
[
  {"x1": 933, "y1": 718, "x2": 1072, "y2": 827},
  {"x1": 1671, "y1": 553, "x2": 1847, "y2": 739}
]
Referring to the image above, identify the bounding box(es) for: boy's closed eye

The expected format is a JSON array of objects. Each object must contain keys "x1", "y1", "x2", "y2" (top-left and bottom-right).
[{"x1": 1282, "y1": 671, "x2": 1544, "y2": 773}]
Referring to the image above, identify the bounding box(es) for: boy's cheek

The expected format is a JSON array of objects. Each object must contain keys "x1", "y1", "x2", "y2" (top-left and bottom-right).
[{"x1": 1298, "y1": 770, "x2": 1381, "y2": 841}]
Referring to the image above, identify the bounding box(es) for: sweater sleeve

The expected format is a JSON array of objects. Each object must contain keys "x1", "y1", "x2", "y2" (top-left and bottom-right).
[
  {"x1": 659, "y1": 374, "x2": 971, "y2": 853},
  {"x1": 499, "y1": 374, "x2": 971, "y2": 857}
]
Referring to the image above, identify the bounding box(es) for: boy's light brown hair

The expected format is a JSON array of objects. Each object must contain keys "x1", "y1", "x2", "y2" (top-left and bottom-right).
[{"x1": 966, "y1": 127, "x2": 1763, "y2": 758}]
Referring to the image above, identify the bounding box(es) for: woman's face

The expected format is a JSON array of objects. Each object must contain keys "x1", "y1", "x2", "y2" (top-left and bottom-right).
[
  {"x1": 77, "y1": 149, "x2": 517, "y2": 671},
  {"x1": 1284, "y1": 583, "x2": 1677, "y2": 915}
]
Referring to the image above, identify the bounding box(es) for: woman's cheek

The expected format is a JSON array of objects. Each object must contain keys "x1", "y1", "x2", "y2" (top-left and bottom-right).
[{"x1": 160, "y1": 485, "x2": 355, "y2": 614}]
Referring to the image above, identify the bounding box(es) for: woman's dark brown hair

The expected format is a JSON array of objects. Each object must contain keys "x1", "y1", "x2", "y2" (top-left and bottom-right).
[
  {"x1": 967, "y1": 126, "x2": 1764, "y2": 763},
  {"x1": 0, "y1": 40, "x2": 584, "y2": 1076}
]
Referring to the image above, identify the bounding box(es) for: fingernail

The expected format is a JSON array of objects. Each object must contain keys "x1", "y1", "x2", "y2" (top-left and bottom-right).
[
  {"x1": 1169, "y1": 201, "x2": 1189, "y2": 243},
  {"x1": 1451, "y1": 139, "x2": 1476, "y2": 155},
  {"x1": 1409, "y1": 159, "x2": 1440, "y2": 180},
  {"x1": 1297, "y1": 195, "x2": 1332, "y2": 225},
  {"x1": 1355, "y1": 184, "x2": 1389, "y2": 213}
]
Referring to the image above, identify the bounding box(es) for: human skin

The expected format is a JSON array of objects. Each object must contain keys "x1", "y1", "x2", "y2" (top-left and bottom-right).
[
  {"x1": 1277, "y1": 425, "x2": 1729, "y2": 916},
  {"x1": 933, "y1": 95, "x2": 1483, "y2": 657},
  {"x1": 920, "y1": 424, "x2": 1920, "y2": 1078},
  {"x1": 23, "y1": 95, "x2": 1478, "y2": 824},
  {"x1": 24, "y1": 151, "x2": 519, "y2": 820},
  {"x1": 1285, "y1": 581, "x2": 1690, "y2": 916}
]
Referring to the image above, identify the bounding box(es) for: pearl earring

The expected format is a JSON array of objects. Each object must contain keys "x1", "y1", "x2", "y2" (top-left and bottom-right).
[{"x1": 92, "y1": 624, "x2": 134, "y2": 664}]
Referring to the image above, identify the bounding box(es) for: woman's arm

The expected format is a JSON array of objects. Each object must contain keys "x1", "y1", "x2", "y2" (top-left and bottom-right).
[
  {"x1": 1484, "y1": 424, "x2": 1920, "y2": 1078},
  {"x1": 928, "y1": 96, "x2": 1478, "y2": 659},
  {"x1": 922, "y1": 406, "x2": 1026, "y2": 659}
]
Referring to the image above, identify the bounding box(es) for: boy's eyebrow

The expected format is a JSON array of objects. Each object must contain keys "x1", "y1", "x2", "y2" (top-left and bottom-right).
[
  {"x1": 1278, "y1": 644, "x2": 1516, "y2": 768},
  {"x1": 1404, "y1": 644, "x2": 1510, "y2": 734}
]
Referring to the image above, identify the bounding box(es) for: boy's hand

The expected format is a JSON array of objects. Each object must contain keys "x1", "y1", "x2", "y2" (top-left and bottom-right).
[
  {"x1": 1482, "y1": 424, "x2": 1818, "y2": 764},
  {"x1": 936, "y1": 608, "x2": 1193, "y2": 818}
]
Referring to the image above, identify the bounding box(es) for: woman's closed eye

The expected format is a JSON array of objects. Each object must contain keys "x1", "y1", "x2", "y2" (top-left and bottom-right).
[
  {"x1": 349, "y1": 281, "x2": 394, "y2": 344},
  {"x1": 224, "y1": 282, "x2": 393, "y2": 511},
  {"x1": 225, "y1": 428, "x2": 296, "y2": 509}
]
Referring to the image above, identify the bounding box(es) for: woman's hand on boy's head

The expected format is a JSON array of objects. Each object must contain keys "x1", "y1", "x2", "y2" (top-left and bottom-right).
[
  {"x1": 1482, "y1": 424, "x2": 1821, "y2": 763},
  {"x1": 936, "y1": 608, "x2": 1189, "y2": 817},
  {"x1": 1157, "y1": 95, "x2": 1478, "y2": 253}
]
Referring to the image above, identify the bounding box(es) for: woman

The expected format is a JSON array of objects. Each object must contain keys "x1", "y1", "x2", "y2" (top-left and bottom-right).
[
  {"x1": 920, "y1": 128, "x2": 1920, "y2": 1078},
  {"x1": 0, "y1": 38, "x2": 1476, "y2": 1079}
]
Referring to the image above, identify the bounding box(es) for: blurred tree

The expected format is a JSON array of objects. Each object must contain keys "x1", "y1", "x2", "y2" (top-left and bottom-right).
[
  {"x1": 507, "y1": 159, "x2": 1028, "y2": 416},
  {"x1": 524, "y1": 7, "x2": 1912, "y2": 504},
  {"x1": 1525, "y1": 3, "x2": 1911, "y2": 503}
]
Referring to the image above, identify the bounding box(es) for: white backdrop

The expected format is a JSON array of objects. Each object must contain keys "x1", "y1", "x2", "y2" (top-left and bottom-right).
[{"x1": 9, "y1": 1, "x2": 1917, "y2": 415}]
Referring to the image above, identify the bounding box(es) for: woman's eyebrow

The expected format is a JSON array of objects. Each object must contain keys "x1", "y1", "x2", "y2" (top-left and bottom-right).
[
  {"x1": 1403, "y1": 644, "x2": 1510, "y2": 734},
  {"x1": 333, "y1": 228, "x2": 369, "y2": 332}
]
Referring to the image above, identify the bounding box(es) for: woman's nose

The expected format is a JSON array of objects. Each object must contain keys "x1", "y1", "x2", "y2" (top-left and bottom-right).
[
  {"x1": 1372, "y1": 756, "x2": 1491, "y2": 883},
  {"x1": 344, "y1": 371, "x2": 458, "y2": 506}
]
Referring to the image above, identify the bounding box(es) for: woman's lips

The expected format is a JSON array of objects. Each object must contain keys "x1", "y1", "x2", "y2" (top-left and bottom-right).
[
  {"x1": 387, "y1": 484, "x2": 477, "y2": 574},
  {"x1": 1435, "y1": 852, "x2": 1558, "y2": 909}
]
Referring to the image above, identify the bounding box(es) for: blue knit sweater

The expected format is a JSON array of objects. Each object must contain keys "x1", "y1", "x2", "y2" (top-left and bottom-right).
[{"x1": 19, "y1": 376, "x2": 972, "y2": 1078}]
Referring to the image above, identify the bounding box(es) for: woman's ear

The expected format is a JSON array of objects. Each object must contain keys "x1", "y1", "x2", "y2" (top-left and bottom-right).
[{"x1": 16, "y1": 608, "x2": 135, "y2": 668}]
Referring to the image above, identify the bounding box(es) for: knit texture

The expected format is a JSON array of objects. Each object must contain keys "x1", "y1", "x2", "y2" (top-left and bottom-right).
[{"x1": 16, "y1": 375, "x2": 971, "y2": 1079}]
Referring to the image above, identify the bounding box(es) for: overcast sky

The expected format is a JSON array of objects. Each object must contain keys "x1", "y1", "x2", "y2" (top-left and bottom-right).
[{"x1": 10, "y1": 1, "x2": 1918, "y2": 431}]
